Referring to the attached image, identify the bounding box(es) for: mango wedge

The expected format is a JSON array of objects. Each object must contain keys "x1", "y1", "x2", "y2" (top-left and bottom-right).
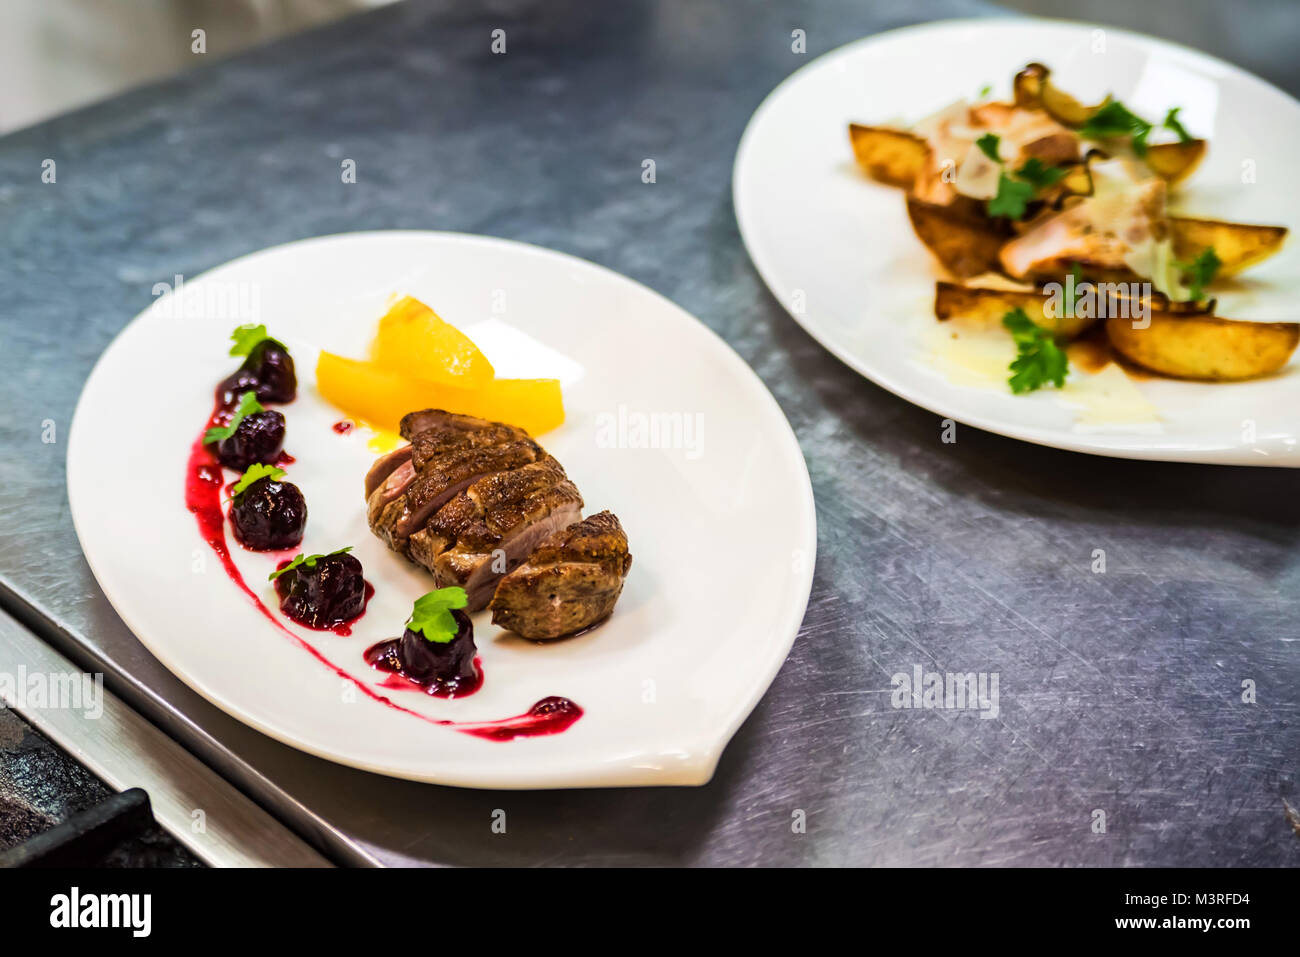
[
  {"x1": 316, "y1": 352, "x2": 564, "y2": 436},
  {"x1": 370, "y1": 296, "x2": 495, "y2": 384}
]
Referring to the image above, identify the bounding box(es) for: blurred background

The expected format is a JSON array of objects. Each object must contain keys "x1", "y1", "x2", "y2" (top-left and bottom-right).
[{"x1": 0, "y1": 0, "x2": 1296, "y2": 134}]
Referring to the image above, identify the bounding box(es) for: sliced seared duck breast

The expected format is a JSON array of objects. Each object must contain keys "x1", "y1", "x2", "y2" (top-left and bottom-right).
[
  {"x1": 408, "y1": 457, "x2": 583, "y2": 609},
  {"x1": 365, "y1": 409, "x2": 630, "y2": 634},
  {"x1": 488, "y1": 511, "x2": 632, "y2": 640}
]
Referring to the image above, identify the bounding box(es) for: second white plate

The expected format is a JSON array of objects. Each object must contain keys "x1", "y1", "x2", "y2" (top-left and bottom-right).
[{"x1": 734, "y1": 18, "x2": 1300, "y2": 466}]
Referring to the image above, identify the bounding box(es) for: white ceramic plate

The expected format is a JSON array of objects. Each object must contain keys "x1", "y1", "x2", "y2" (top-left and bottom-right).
[
  {"x1": 735, "y1": 18, "x2": 1300, "y2": 466},
  {"x1": 68, "y1": 232, "x2": 816, "y2": 788}
]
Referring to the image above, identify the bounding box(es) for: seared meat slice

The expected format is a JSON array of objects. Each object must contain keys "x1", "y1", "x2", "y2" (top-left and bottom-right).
[
  {"x1": 366, "y1": 457, "x2": 416, "y2": 528},
  {"x1": 366, "y1": 410, "x2": 631, "y2": 636},
  {"x1": 367, "y1": 417, "x2": 531, "y2": 527},
  {"x1": 408, "y1": 457, "x2": 581, "y2": 608},
  {"x1": 400, "y1": 408, "x2": 505, "y2": 441},
  {"x1": 423, "y1": 488, "x2": 582, "y2": 608},
  {"x1": 410, "y1": 457, "x2": 570, "y2": 560},
  {"x1": 488, "y1": 511, "x2": 632, "y2": 640},
  {"x1": 452, "y1": 488, "x2": 582, "y2": 608},
  {"x1": 367, "y1": 410, "x2": 532, "y2": 549},
  {"x1": 371, "y1": 439, "x2": 543, "y2": 551},
  {"x1": 365, "y1": 445, "x2": 413, "y2": 499},
  {"x1": 410, "y1": 422, "x2": 527, "y2": 471},
  {"x1": 402, "y1": 440, "x2": 543, "y2": 534}
]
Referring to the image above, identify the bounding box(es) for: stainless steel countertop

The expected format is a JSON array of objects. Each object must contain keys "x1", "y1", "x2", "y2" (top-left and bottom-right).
[{"x1": 0, "y1": 0, "x2": 1297, "y2": 866}]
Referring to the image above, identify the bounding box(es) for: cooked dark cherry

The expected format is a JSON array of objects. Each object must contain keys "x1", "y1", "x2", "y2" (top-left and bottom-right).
[
  {"x1": 365, "y1": 610, "x2": 480, "y2": 696},
  {"x1": 400, "y1": 610, "x2": 477, "y2": 684},
  {"x1": 216, "y1": 410, "x2": 286, "y2": 470},
  {"x1": 229, "y1": 477, "x2": 306, "y2": 551},
  {"x1": 218, "y1": 339, "x2": 297, "y2": 406},
  {"x1": 274, "y1": 553, "x2": 367, "y2": 630}
]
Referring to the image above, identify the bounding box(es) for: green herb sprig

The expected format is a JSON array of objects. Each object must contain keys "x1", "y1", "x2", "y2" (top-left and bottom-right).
[
  {"x1": 975, "y1": 134, "x2": 1067, "y2": 220},
  {"x1": 1079, "y1": 101, "x2": 1153, "y2": 154},
  {"x1": 1013, "y1": 157, "x2": 1067, "y2": 190},
  {"x1": 975, "y1": 132, "x2": 1002, "y2": 162},
  {"x1": 1002, "y1": 308, "x2": 1069, "y2": 394},
  {"x1": 232, "y1": 463, "x2": 285, "y2": 499},
  {"x1": 1163, "y1": 107, "x2": 1193, "y2": 143},
  {"x1": 229, "y1": 324, "x2": 272, "y2": 357},
  {"x1": 405, "y1": 586, "x2": 469, "y2": 643},
  {"x1": 204, "y1": 391, "x2": 263, "y2": 444},
  {"x1": 987, "y1": 173, "x2": 1036, "y2": 219},
  {"x1": 1067, "y1": 263, "x2": 1084, "y2": 315},
  {"x1": 1078, "y1": 100, "x2": 1193, "y2": 157},
  {"x1": 1174, "y1": 247, "x2": 1221, "y2": 301},
  {"x1": 268, "y1": 547, "x2": 353, "y2": 582}
]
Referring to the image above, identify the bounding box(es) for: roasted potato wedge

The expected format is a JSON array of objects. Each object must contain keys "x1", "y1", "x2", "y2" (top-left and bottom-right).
[
  {"x1": 1169, "y1": 217, "x2": 1288, "y2": 275},
  {"x1": 848, "y1": 124, "x2": 929, "y2": 189},
  {"x1": 907, "y1": 197, "x2": 1010, "y2": 278},
  {"x1": 1105, "y1": 313, "x2": 1299, "y2": 380},
  {"x1": 1144, "y1": 140, "x2": 1207, "y2": 185},
  {"x1": 934, "y1": 281, "x2": 1098, "y2": 339}
]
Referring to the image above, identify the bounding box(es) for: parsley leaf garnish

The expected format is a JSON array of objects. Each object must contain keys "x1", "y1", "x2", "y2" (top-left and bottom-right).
[
  {"x1": 1079, "y1": 100, "x2": 1153, "y2": 155},
  {"x1": 232, "y1": 462, "x2": 286, "y2": 501},
  {"x1": 1175, "y1": 247, "x2": 1221, "y2": 301},
  {"x1": 978, "y1": 83, "x2": 992, "y2": 99},
  {"x1": 229, "y1": 324, "x2": 271, "y2": 357},
  {"x1": 1014, "y1": 157, "x2": 1067, "y2": 190},
  {"x1": 1067, "y1": 263, "x2": 1084, "y2": 314},
  {"x1": 1130, "y1": 125, "x2": 1152, "y2": 157},
  {"x1": 1079, "y1": 100, "x2": 1150, "y2": 138},
  {"x1": 977, "y1": 150, "x2": 1066, "y2": 220},
  {"x1": 1002, "y1": 308, "x2": 1068, "y2": 394},
  {"x1": 1163, "y1": 107, "x2": 1192, "y2": 143},
  {"x1": 203, "y1": 391, "x2": 263, "y2": 444},
  {"x1": 232, "y1": 463, "x2": 285, "y2": 499},
  {"x1": 405, "y1": 586, "x2": 469, "y2": 643},
  {"x1": 268, "y1": 546, "x2": 352, "y2": 582},
  {"x1": 987, "y1": 173, "x2": 1036, "y2": 219}
]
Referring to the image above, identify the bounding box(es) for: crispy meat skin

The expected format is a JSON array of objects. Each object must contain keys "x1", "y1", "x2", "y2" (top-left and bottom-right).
[
  {"x1": 367, "y1": 410, "x2": 631, "y2": 630},
  {"x1": 405, "y1": 457, "x2": 584, "y2": 609},
  {"x1": 367, "y1": 411, "x2": 526, "y2": 535},
  {"x1": 370, "y1": 410, "x2": 550, "y2": 553},
  {"x1": 427, "y1": 491, "x2": 583, "y2": 609},
  {"x1": 371, "y1": 446, "x2": 543, "y2": 551},
  {"x1": 417, "y1": 456, "x2": 571, "y2": 554},
  {"x1": 516, "y1": 510, "x2": 629, "y2": 568},
  {"x1": 400, "y1": 408, "x2": 497, "y2": 440},
  {"x1": 488, "y1": 511, "x2": 632, "y2": 640},
  {"x1": 410, "y1": 422, "x2": 528, "y2": 471},
  {"x1": 399, "y1": 440, "x2": 540, "y2": 527}
]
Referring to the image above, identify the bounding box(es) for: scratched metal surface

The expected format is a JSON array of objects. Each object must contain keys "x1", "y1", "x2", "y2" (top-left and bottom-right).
[
  {"x1": 0, "y1": 0, "x2": 1297, "y2": 866},
  {"x1": 0, "y1": 708, "x2": 200, "y2": 865}
]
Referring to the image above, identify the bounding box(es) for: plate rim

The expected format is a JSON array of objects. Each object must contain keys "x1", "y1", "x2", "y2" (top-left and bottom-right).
[
  {"x1": 733, "y1": 16, "x2": 1300, "y2": 467},
  {"x1": 67, "y1": 228, "x2": 819, "y2": 788}
]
